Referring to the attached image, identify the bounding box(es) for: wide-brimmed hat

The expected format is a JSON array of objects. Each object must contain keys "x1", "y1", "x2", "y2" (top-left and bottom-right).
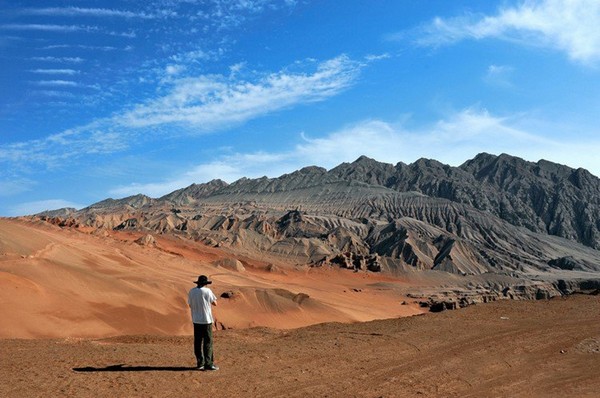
[{"x1": 194, "y1": 275, "x2": 212, "y2": 286}]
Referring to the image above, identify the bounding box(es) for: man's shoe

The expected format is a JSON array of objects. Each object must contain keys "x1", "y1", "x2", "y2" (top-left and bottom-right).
[
  {"x1": 196, "y1": 364, "x2": 204, "y2": 370},
  {"x1": 205, "y1": 365, "x2": 219, "y2": 371}
]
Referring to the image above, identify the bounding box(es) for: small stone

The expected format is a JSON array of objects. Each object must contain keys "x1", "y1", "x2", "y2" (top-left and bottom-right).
[{"x1": 220, "y1": 291, "x2": 236, "y2": 299}]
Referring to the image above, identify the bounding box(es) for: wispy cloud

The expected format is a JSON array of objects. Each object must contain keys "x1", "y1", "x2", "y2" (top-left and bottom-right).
[
  {"x1": 413, "y1": 0, "x2": 600, "y2": 65},
  {"x1": 33, "y1": 80, "x2": 80, "y2": 87},
  {"x1": 156, "y1": 48, "x2": 222, "y2": 81},
  {"x1": 168, "y1": 48, "x2": 214, "y2": 63},
  {"x1": 294, "y1": 109, "x2": 600, "y2": 174},
  {"x1": 19, "y1": 7, "x2": 158, "y2": 19},
  {"x1": 0, "y1": 23, "x2": 98, "y2": 33},
  {"x1": 31, "y1": 56, "x2": 84, "y2": 63},
  {"x1": 0, "y1": 121, "x2": 129, "y2": 167},
  {"x1": 40, "y1": 44, "x2": 119, "y2": 51},
  {"x1": 365, "y1": 53, "x2": 391, "y2": 62},
  {"x1": 1, "y1": 23, "x2": 135, "y2": 38},
  {"x1": 2, "y1": 56, "x2": 362, "y2": 169},
  {"x1": 119, "y1": 55, "x2": 363, "y2": 129},
  {"x1": 107, "y1": 30, "x2": 137, "y2": 38},
  {"x1": 165, "y1": 64, "x2": 187, "y2": 76},
  {"x1": 484, "y1": 64, "x2": 515, "y2": 87},
  {"x1": 29, "y1": 69, "x2": 80, "y2": 75},
  {"x1": 192, "y1": 0, "x2": 299, "y2": 30}
]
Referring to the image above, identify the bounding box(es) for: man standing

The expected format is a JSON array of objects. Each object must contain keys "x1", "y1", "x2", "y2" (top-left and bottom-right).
[{"x1": 188, "y1": 275, "x2": 219, "y2": 371}]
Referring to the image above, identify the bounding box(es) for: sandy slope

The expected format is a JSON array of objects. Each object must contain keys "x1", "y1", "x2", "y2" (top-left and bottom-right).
[
  {"x1": 0, "y1": 218, "x2": 423, "y2": 338},
  {"x1": 1, "y1": 295, "x2": 598, "y2": 397}
]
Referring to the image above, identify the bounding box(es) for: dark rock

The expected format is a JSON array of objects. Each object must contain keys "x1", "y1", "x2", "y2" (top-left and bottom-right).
[
  {"x1": 220, "y1": 291, "x2": 236, "y2": 299},
  {"x1": 429, "y1": 302, "x2": 446, "y2": 312},
  {"x1": 114, "y1": 218, "x2": 138, "y2": 230},
  {"x1": 548, "y1": 256, "x2": 579, "y2": 271},
  {"x1": 535, "y1": 289, "x2": 551, "y2": 300},
  {"x1": 292, "y1": 293, "x2": 310, "y2": 304}
]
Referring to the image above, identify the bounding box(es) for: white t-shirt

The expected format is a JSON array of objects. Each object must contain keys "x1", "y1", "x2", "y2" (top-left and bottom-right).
[{"x1": 188, "y1": 286, "x2": 217, "y2": 324}]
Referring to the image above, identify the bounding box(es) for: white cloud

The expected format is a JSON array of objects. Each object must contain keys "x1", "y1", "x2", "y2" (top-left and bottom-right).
[
  {"x1": 2, "y1": 56, "x2": 362, "y2": 168},
  {"x1": 40, "y1": 44, "x2": 119, "y2": 51},
  {"x1": 294, "y1": 108, "x2": 572, "y2": 169},
  {"x1": 415, "y1": 0, "x2": 600, "y2": 64},
  {"x1": 29, "y1": 69, "x2": 80, "y2": 75},
  {"x1": 0, "y1": 121, "x2": 129, "y2": 167},
  {"x1": 365, "y1": 53, "x2": 391, "y2": 62},
  {"x1": 156, "y1": 48, "x2": 222, "y2": 82},
  {"x1": 165, "y1": 64, "x2": 186, "y2": 76},
  {"x1": 484, "y1": 64, "x2": 515, "y2": 87},
  {"x1": 229, "y1": 62, "x2": 246, "y2": 75},
  {"x1": 169, "y1": 49, "x2": 213, "y2": 63},
  {"x1": 1, "y1": 23, "x2": 135, "y2": 38},
  {"x1": 30, "y1": 56, "x2": 84, "y2": 63},
  {"x1": 119, "y1": 55, "x2": 363, "y2": 129},
  {"x1": 297, "y1": 109, "x2": 600, "y2": 174},
  {"x1": 108, "y1": 30, "x2": 137, "y2": 38},
  {"x1": 33, "y1": 80, "x2": 79, "y2": 87},
  {"x1": 0, "y1": 24, "x2": 98, "y2": 33},
  {"x1": 20, "y1": 7, "x2": 157, "y2": 19},
  {"x1": 190, "y1": 0, "x2": 299, "y2": 30},
  {"x1": 8, "y1": 199, "x2": 85, "y2": 216},
  {"x1": 110, "y1": 107, "x2": 600, "y2": 198}
]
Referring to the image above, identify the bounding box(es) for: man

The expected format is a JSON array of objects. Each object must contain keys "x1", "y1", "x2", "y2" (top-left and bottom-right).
[{"x1": 188, "y1": 275, "x2": 219, "y2": 371}]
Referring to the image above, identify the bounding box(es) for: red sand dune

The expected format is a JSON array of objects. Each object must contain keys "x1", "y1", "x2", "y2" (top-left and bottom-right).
[{"x1": 0, "y1": 218, "x2": 423, "y2": 338}]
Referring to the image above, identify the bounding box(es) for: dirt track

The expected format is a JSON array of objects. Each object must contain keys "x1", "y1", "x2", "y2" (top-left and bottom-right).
[{"x1": 2, "y1": 295, "x2": 599, "y2": 397}]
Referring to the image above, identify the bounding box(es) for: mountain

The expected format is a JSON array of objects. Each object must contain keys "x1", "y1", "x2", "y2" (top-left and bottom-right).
[
  {"x1": 329, "y1": 153, "x2": 600, "y2": 249},
  {"x1": 33, "y1": 153, "x2": 600, "y2": 306}
]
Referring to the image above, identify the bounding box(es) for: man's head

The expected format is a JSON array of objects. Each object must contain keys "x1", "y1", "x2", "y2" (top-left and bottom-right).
[{"x1": 194, "y1": 275, "x2": 212, "y2": 286}]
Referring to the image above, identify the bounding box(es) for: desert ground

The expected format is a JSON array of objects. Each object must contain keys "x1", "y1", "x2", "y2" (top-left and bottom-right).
[
  {"x1": 1, "y1": 295, "x2": 598, "y2": 397},
  {"x1": 1, "y1": 218, "x2": 599, "y2": 397}
]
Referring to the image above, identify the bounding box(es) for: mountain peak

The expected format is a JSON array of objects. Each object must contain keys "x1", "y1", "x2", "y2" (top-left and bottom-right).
[{"x1": 353, "y1": 155, "x2": 377, "y2": 163}]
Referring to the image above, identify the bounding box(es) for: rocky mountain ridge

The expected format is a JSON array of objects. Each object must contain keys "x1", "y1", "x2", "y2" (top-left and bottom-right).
[
  {"x1": 75, "y1": 152, "x2": 600, "y2": 249},
  {"x1": 35, "y1": 153, "x2": 600, "y2": 306}
]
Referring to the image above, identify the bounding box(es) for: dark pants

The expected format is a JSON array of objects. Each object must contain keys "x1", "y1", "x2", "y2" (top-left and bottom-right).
[{"x1": 193, "y1": 323, "x2": 214, "y2": 367}]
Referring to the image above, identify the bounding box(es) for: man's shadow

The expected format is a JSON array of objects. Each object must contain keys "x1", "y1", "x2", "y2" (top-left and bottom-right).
[{"x1": 73, "y1": 364, "x2": 199, "y2": 372}]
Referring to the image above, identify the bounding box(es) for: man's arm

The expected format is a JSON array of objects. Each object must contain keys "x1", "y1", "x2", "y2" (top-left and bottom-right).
[{"x1": 210, "y1": 290, "x2": 218, "y2": 306}]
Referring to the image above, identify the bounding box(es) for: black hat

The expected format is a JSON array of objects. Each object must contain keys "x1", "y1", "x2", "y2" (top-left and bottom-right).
[{"x1": 194, "y1": 275, "x2": 212, "y2": 286}]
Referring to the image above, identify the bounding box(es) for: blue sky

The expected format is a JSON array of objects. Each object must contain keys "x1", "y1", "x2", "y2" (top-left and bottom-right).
[{"x1": 1, "y1": 0, "x2": 600, "y2": 216}]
